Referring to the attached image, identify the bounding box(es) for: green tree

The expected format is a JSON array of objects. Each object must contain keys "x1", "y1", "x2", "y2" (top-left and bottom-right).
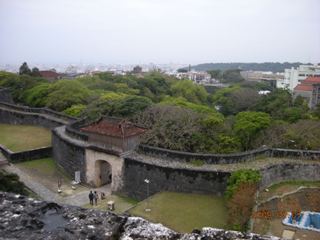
[
  {"x1": 134, "y1": 105, "x2": 202, "y2": 151},
  {"x1": 234, "y1": 111, "x2": 271, "y2": 150},
  {"x1": 31, "y1": 67, "x2": 41, "y2": 77},
  {"x1": 207, "y1": 70, "x2": 222, "y2": 79},
  {"x1": 171, "y1": 80, "x2": 208, "y2": 104},
  {"x1": 111, "y1": 95, "x2": 153, "y2": 117},
  {"x1": 23, "y1": 83, "x2": 51, "y2": 107},
  {"x1": 19, "y1": 62, "x2": 32, "y2": 75},
  {"x1": 46, "y1": 80, "x2": 91, "y2": 111},
  {"x1": 63, "y1": 104, "x2": 86, "y2": 117},
  {"x1": 221, "y1": 69, "x2": 244, "y2": 83}
]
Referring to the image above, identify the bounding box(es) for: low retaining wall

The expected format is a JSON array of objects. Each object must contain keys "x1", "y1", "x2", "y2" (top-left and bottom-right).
[
  {"x1": 260, "y1": 162, "x2": 320, "y2": 189},
  {"x1": 0, "y1": 144, "x2": 52, "y2": 163}
]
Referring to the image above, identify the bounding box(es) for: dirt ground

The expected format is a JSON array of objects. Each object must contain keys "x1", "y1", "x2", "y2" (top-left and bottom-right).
[{"x1": 252, "y1": 188, "x2": 320, "y2": 240}]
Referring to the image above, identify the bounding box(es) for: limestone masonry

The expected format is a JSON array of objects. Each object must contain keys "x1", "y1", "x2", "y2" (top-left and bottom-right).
[{"x1": 0, "y1": 192, "x2": 282, "y2": 240}]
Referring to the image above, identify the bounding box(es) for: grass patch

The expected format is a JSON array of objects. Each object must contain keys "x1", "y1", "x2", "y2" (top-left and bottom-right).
[
  {"x1": 189, "y1": 159, "x2": 205, "y2": 166},
  {"x1": 129, "y1": 191, "x2": 228, "y2": 233},
  {"x1": 0, "y1": 124, "x2": 51, "y2": 152},
  {"x1": 16, "y1": 157, "x2": 57, "y2": 176},
  {"x1": 83, "y1": 194, "x2": 138, "y2": 214}
]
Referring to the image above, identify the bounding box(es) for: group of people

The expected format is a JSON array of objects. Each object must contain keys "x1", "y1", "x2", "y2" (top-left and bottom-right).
[{"x1": 88, "y1": 190, "x2": 106, "y2": 206}]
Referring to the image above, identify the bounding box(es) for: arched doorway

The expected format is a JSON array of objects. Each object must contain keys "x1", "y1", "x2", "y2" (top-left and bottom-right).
[{"x1": 95, "y1": 160, "x2": 112, "y2": 187}]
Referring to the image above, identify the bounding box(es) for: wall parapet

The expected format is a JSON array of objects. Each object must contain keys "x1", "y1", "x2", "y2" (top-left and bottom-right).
[
  {"x1": 0, "y1": 101, "x2": 77, "y2": 123},
  {"x1": 138, "y1": 144, "x2": 271, "y2": 164},
  {"x1": 138, "y1": 144, "x2": 320, "y2": 164},
  {"x1": 65, "y1": 122, "x2": 89, "y2": 141}
]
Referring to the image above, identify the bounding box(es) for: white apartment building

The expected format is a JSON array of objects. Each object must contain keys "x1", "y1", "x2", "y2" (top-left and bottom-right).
[{"x1": 277, "y1": 64, "x2": 320, "y2": 91}]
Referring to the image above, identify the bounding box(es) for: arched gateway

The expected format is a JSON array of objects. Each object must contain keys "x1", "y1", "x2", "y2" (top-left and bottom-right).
[
  {"x1": 95, "y1": 160, "x2": 112, "y2": 186},
  {"x1": 80, "y1": 118, "x2": 146, "y2": 191}
]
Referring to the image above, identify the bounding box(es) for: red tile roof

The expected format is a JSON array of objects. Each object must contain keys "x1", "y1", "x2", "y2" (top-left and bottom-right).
[
  {"x1": 303, "y1": 76, "x2": 320, "y2": 84},
  {"x1": 80, "y1": 119, "x2": 146, "y2": 138},
  {"x1": 294, "y1": 84, "x2": 313, "y2": 91},
  {"x1": 39, "y1": 71, "x2": 60, "y2": 79}
]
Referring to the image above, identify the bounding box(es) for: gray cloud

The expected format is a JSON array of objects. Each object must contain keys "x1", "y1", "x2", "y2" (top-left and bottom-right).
[{"x1": 0, "y1": 0, "x2": 319, "y2": 64}]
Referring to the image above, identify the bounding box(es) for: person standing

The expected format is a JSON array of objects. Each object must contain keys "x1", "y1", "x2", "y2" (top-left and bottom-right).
[
  {"x1": 94, "y1": 191, "x2": 98, "y2": 206},
  {"x1": 89, "y1": 191, "x2": 94, "y2": 206}
]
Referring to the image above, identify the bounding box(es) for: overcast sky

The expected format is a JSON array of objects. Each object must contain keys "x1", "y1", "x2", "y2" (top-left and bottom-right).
[{"x1": 0, "y1": 0, "x2": 319, "y2": 65}]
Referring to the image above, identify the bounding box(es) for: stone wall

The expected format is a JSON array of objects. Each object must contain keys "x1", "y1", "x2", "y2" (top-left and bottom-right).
[
  {"x1": 0, "y1": 144, "x2": 52, "y2": 163},
  {"x1": 52, "y1": 129, "x2": 87, "y2": 183},
  {"x1": 0, "y1": 88, "x2": 14, "y2": 103},
  {"x1": 271, "y1": 148, "x2": 320, "y2": 159},
  {"x1": 0, "y1": 102, "x2": 76, "y2": 122},
  {"x1": 0, "y1": 106, "x2": 66, "y2": 129},
  {"x1": 139, "y1": 144, "x2": 270, "y2": 164},
  {"x1": 259, "y1": 162, "x2": 320, "y2": 189},
  {"x1": 0, "y1": 102, "x2": 76, "y2": 129},
  {"x1": 121, "y1": 157, "x2": 230, "y2": 200}
]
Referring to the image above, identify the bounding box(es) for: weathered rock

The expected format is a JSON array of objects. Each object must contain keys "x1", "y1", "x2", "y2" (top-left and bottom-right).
[{"x1": 0, "y1": 192, "x2": 281, "y2": 240}]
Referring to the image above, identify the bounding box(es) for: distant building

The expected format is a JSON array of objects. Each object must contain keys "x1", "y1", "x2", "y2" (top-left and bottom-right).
[
  {"x1": 241, "y1": 71, "x2": 283, "y2": 89},
  {"x1": 277, "y1": 65, "x2": 320, "y2": 91},
  {"x1": 39, "y1": 70, "x2": 61, "y2": 82},
  {"x1": 176, "y1": 71, "x2": 211, "y2": 84},
  {"x1": 132, "y1": 65, "x2": 142, "y2": 74},
  {"x1": 293, "y1": 76, "x2": 320, "y2": 109}
]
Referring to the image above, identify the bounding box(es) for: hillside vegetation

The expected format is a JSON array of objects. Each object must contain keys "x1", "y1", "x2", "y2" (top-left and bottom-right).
[{"x1": 1, "y1": 66, "x2": 319, "y2": 153}]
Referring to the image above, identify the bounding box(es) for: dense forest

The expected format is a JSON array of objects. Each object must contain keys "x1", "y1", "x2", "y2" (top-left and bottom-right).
[
  {"x1": 0, "y1": 63, "x2": 319, "y2": 153},
  {"x1": 179, "y1": 62, "x2": 307, "y2": 73}
]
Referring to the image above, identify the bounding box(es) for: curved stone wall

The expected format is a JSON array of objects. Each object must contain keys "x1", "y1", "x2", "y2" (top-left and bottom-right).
[
  {"x1": 121, "y1": 156, "x2": 230, "y2": 200},
  {"x1": 52, "y1": 128, "x2": 87, "y2": 183},
  {"x1": 1, "y1": 98, "x2": 319, "y2": 200},
  {"x1": 0, "y1": 102, "x2": 76, "y2": 129}
]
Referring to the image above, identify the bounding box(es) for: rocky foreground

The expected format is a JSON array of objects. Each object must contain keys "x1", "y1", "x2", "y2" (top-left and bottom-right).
[{"x1": 0, "y1": 192, "x2": 281, "y2": 240}]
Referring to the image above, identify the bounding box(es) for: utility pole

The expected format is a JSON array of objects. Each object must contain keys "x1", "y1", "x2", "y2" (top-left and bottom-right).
[{"x1": 144, "y1": 178, "x2": 151, "y2": 212}]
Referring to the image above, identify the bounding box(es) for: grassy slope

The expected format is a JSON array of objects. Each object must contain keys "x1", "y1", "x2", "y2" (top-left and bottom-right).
[
  {"x1": 0, "y1": 124, "x2": 51, "y2": 152},
  {"x1": 129, "y1": 191, "x2": 228, "y2": 233}
]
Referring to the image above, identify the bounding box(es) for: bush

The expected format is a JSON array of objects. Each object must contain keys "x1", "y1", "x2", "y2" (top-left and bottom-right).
[
  {"x1": 225, "y1": 169, "x2": 261, "y2": 199},
  {"x1": 225, "y1": 170, "x2": 261, "y2": 231},
  {"x1": 0, "y1": 170, "x2": 27, "y2": 195}
]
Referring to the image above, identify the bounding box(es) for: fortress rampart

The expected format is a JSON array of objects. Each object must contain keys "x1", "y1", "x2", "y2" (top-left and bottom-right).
[{"x1": 0, "y1": 88, "x2": 319, "y2": 200}]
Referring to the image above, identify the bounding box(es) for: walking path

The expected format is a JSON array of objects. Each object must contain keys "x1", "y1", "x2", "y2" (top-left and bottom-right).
[
  {"x1": 0, "y1": 151, "x2": 8, "y2": 166},
  {"x1": 2, "y1": 164, "x2": 111, "y2": 206}
]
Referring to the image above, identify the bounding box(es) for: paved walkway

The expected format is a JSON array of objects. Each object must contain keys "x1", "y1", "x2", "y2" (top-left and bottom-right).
[
  {"x1": 0, "y1": 151, "x2": 8, "y2": 166},
  {"x1": 2, "y1": 164, "x2": 111, "y2": 206}
]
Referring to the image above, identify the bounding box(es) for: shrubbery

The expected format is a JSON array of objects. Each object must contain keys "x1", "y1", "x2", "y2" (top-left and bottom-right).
[
  {"x1": 0, "y1": 170, "x2": 28, "y2": 195},
  {"x1": 225, "y1": 169, "x2": 261, "y2": 231}
]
